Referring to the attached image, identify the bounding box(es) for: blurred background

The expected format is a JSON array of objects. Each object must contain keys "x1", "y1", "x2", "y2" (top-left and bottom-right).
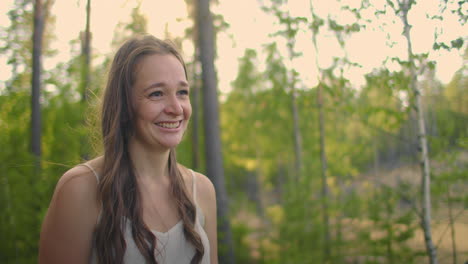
[{"x1": 0, "y1": 0, "x2": 466, "y2": 263}]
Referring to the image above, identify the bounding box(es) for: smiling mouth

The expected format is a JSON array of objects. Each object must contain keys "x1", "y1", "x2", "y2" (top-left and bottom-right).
[{"x1": 155, "y1": 121, "x2": 181, "y2": 129}]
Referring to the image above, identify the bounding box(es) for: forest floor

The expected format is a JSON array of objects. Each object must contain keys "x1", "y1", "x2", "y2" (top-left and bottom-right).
[
  {"x1": 234, "y1": 151, "x2": 467, "y2": 263},
  {"x1": 410, "y1": 209, "x2": 468, "y2": 264},
  {"x1": 360, "y1": 151, "x2": 468, "y2": 264}
]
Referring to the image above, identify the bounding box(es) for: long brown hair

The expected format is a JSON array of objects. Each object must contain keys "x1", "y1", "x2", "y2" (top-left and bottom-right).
[{"x1": 95, "y1": 35, "x2": 204, "y2": 264}]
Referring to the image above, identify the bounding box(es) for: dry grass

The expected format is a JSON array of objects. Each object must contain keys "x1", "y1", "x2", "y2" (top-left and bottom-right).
[
  {"x1": 232, "y1": 152, "x2": 468, "y2": 263},
  {"x1": 409, "y1": 210, "x2": 468, "y2": 264},
  {"x1": 355, "y1": 155, "x2": 468, "y2": 264}
]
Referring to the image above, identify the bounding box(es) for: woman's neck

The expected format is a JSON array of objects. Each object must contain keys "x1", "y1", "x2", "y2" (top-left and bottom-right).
[{"x1": 128, "y1": 138, "x2": 171, "y2": 183}]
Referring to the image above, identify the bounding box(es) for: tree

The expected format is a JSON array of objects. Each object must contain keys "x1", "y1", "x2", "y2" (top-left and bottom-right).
[
  {"x1": 1, "y1": 0, "x2": 33, "y2": 93},
  {"x1": 31, "y1": 0, "x2": 46, "y2": 166},
  {"x1": 111, "y1": 3, "x2": 147, "y2": 48},
  {"x1": 80, "y1": 0, "x2": 91, "y2": 102},
  {"x1": 224, "y1": 49, "x2": 264, "y2": 214},
  {"x1": 1, "y1": 1, "x2": 58, "y2": 262},
  {"x1": 262, "y1": 0, "x2": 306, "y2": 180},
  {"x1": 308, "y1": 2, "x2": 331, "y2": 260},
  {"x1": 184, "y1": 0, "x2": 202, "y2": 170},
  {"x1": 197, "y1": 0, "x2": 235, "y2": 262},
  {"x1": 387, "y1": 0, "x2": 438, "y2": 263}
]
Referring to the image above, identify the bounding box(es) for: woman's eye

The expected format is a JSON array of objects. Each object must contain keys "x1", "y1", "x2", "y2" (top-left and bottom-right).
[
  {"x1": 178, "y1": 89, "x2": 189, "y2": 96},
  {"x1": 149, "y1": 91, "x2": 163, "y2": 97}
]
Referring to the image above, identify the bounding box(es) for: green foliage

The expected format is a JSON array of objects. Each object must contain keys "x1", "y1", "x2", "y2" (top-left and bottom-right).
[
  {"x1": 0, "y1": 59, "x2": 94, "y2": 263},
  {"x1": 1, "y1": 1, "x2": 467, "y2": 263},
  {"x1": 223, "y1": 2, "x2": 467, "y2": 262},
  {"x1": 365, "y1": 186, "x2": 418, "y2": 263},
  {"x1": 0, "y1": 91, "x2": 36, "y2": 263},
  {"x1": 433, "y1": 37, "x2": 464, "y2": 51},
  {"x1": 231, "y1": 220, "x2": 255, "y2": 264},
  {"x1": 111, "y1": 4, "x2": 149, "y2": 49}
]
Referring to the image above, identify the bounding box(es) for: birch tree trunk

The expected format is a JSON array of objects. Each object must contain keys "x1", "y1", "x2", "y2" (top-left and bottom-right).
[
  {"x1": 289, "y1": 71, "x2": 302, "y2": 178},
  {"x1": 309, "y1": 1, "x2": 331, "y2": 260},
  {"x1": 317, "y1": 82, "x2": 331, "y2": 262},
  {"x1": 446, "y1": 186, "x2": 457, "y2": 264},
  {"x1": 197, "y1": 0, "x2": 235, "y2": 262},
  {"x1": 284, "y1": 10, "x2": 303, "y2": 180},
  {"x1": 392, "y1": 0, "x2": 438, "y2": 263},
  {"x1": 31, "y1": 0, "x2": 44, "y2": 167},
  {"x1": 291, "y1": 83, "x2": 302, "y2": 178}
]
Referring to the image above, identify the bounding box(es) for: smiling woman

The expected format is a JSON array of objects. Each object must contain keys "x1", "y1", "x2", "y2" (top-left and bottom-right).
[
  {"x1": 38, "y1": 35, "x2": 218, "y2": 264},
  {"x1": 132, "y1": 54, "x2": 192, "y2": 150}
]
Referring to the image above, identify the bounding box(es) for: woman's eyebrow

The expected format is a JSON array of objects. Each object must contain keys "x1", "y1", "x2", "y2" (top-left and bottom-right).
[
  {"x1": 179, "y1": 81, "x2": 189, "y2": 87},
  {"x1": 144, "y1": 81, "x2": 189, "y2": 92},
  {"x1": 143, "y1": 82, "x2": 165, "y2": 92}
]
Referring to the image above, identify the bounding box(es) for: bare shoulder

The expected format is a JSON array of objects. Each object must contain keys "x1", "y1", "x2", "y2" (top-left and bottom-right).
[
  {"x1": 176, "y1": 164, "x2": 216, "y2": 202},
  {"x1": 188, "y1": 170, "x2": 219, "y2": 263},
  {"x1": 192, "y1": 171, "x2": 216, "y2": 200},
  {"x1": 51, "y1": 156, "x2": 104, "y2": 216},
  {"x1": 189, "y1": 170, "x2": 217, "y2": 222},
  {"x1": 39, "y1": 161, "x2": 101, "y2": 264},
  {"x1": 56, "y1": 164, "x2": 98, "y2": 193},
  {"x1": 44, "y1": 161, "x2": 101, "y2": 230}
]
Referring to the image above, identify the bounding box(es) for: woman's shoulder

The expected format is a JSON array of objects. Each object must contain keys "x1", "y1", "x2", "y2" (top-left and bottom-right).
[
  {"x1": 42, "y1": 158, "x2": 102, "y2": 225},
  {"x1": 179, "y1": 166, "x2": 216, "y2": 210},
  {"x1": 180, "y1": 167, "x2": 218, "y2": 260},
  {"x1": 192, "y1": 170, "x2": 216, "y2": 199},
  {"x1": 39, "y1": 158, "x2": 102, "y2": 263},
  {"x1": 57, "y1": 156, "x2": 104, "y2": 191},
  {"x1": 177, "y1": 164, "x2": 215, "y2": 196}
]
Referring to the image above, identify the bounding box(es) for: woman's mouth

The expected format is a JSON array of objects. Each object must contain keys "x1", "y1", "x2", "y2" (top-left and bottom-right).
[{"x1": 155, "y1": 121, "x2": 181, "y2": 129}]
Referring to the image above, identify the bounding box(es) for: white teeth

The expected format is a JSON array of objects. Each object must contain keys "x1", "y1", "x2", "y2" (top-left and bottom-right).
[{"x1": 157, "y1": 122, "x2": 179, "y2": 129}]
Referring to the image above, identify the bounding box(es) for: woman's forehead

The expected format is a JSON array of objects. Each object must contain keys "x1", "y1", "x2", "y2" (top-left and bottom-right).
[{"x1": 133, "y1": 54, "x2": 187, "y2": 89}]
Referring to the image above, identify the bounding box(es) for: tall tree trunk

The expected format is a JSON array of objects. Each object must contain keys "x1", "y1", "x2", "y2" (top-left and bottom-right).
[
  {"x1": 191, "y1": 55, "x2": 200, "y2": 170},
  {"x1": 183, "y1": 0, "x2": 201, "y2": 170},
  {"x1": 284, "y1": 13, "x2": 303, "y2": 179},
  {"x1": 254, "y1": 148, "x2": 264, "y2": 217},
  {"x1": 288, "y1": 64, "x2": 302, "y2": 178},
  {"x1": 197, "y1": 0, "x2": 235, "y2": 262},
  {"x1": 394, "y1": 1, "x2": 438, "y2": 263},
  {"x1": 191, "y1": 19, "x2": 200, "y2": 171},
  {"x1": 291, "y1": 85, "x2": 302, "y2": 178},
  {"x1": 80, "y1": 0, "x2": 92, "y2": 159},
  {"x1": 318, "y1": 82, "x2": 331, "y2": 262},
  {"x1": 309, "y1": 1, "x2": 331, "y2": 260},
  {"x1": 446, "y1": 186, "x2": 457, "y2": 264},
  {"x1": 31, "y1": 0, "x2": 44, "y2": 168},
  {"x1": 81, "y1": 0, "x2": 91, "y2": 102}
]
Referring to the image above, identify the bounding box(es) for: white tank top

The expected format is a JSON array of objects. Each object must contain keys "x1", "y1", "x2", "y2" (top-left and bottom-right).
[{"x1": 82, "y1": 163, "x2": 210, "y2": 264}]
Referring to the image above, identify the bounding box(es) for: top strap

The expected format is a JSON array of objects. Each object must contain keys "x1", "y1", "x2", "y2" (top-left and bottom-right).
[
  {"x1": 80, "y1": 163, "x2": 100, "y2": 184},
  {"x1": 191, "y1": 169, "x2": 197, "y2": 204},
  {"x1": 190, "y1": 169, "x2": 206, "y2": 227}
]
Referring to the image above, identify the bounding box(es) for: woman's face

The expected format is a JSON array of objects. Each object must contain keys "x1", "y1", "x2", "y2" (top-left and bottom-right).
[{"x1": 131, "y1": 54, "x2": 192, "y2": 150}]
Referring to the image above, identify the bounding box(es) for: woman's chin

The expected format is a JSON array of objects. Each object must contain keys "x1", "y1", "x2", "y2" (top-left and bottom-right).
[{"x1": 157, "y1": 139, "x2": 183, "y2": 149}]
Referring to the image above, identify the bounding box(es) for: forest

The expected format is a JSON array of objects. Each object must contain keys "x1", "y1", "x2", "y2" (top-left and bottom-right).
[{"x1": 0, "y1": 0, "x2": 467, "y2": 263}]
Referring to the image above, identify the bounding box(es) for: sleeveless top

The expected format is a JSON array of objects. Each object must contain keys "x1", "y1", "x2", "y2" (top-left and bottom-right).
[{"x1": 82, "y1": 163, "x2": 211, "y2": 264}]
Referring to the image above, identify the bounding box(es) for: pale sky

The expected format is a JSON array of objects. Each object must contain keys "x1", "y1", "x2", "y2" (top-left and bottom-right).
[{"x1": 0, "y1": 0, "x2": 465, "y2": 93}]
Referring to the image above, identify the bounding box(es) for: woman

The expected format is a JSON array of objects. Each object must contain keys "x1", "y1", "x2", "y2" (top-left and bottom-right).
[{"x1": 39, "y1": 35, "x2": 218, "y2": 264}]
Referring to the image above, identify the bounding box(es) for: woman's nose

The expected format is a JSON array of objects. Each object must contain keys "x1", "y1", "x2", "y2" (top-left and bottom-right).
[{"x1": 164, "y1": 95, "x2": 183, "y2": 115}]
